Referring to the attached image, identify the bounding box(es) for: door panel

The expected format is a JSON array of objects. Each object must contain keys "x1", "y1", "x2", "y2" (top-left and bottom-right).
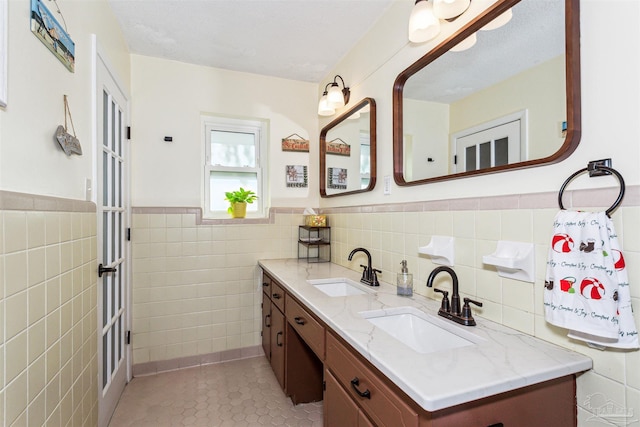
[{"x1": 96, "y1": 44, "x2": 130, "y2": 427}]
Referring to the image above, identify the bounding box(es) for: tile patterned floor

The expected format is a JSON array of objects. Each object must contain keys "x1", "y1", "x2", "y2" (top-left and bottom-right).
[{"x1": 109, "y1": 356, "x2": 323, "y2": 427}]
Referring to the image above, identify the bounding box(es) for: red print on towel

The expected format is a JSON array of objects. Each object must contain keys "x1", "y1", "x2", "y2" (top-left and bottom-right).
[
  {"x1": 612, "y1": 249, "x2": 626, "y2": 271},
  {"x1": 552, "y1": 233, "x2": 574, "y2": 253},
  {"x1": 580, "y1": 277, "x2": 605, "y2": 300}
]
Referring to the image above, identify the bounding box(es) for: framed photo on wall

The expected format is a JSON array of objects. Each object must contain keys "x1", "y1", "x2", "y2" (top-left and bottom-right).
[
  {"x1": 286, "y1": 165, "x2": 308, "y2": 188},
  {"x1": 328, "y1": 167, "x2": 347, "y2": 190},
  {"x1": 30, "y1": 0, "x2": 75, "y2": 72}
]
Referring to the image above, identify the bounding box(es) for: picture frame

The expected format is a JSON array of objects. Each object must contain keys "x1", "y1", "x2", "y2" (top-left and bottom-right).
[
  {"x1": 286, "y1": 165, "x2": 308, "y2": 188},
  {"x1": 327, "y1": 167, "x2": 347, "y2": 190},
  {"x1": 30, "y1": 0, "x2": 75, "y2": 72}
]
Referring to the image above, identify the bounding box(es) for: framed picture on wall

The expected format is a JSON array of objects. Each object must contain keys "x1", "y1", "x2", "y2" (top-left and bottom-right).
[
  {"x1": 328, "y1": 167, "x2": 347, "y2": 190},
  {"x1": 286, "y1": 165, "x2": 308, "y2": 188},
  {"x1": 30, "y1": 0, "x2": 75, "y2": 72}
]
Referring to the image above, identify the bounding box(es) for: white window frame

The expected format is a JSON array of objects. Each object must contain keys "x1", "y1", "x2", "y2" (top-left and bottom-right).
[{"x1": 202, "y1": 115, "x2": 268, "y2": 219}]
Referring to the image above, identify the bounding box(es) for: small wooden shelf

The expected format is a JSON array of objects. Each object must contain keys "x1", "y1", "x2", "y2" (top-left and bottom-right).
[{"x1": 298, "y1": 226, "x2": 331, "y2": 263}]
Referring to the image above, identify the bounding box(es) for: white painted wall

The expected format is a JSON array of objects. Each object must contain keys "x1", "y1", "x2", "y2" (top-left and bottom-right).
[
  {"x1": 129, "y1": 55, "x2": 319, "y2": 209},
  {"x1": 318, "y1": 0, "x2": 640, "y2": 208},
  {"x1": 450, "y1": 55, "x2": 566, "y2": 161},
  {"x1": 0, "y1": 0, "x2": 130, "y2": 199}
]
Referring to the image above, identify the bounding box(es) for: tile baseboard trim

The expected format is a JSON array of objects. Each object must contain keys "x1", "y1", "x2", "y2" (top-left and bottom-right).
[
  {"x1": 0, "y1": 190, "x2": 96, "y2": 212},
  {"x1": 132, "y1": 345, "x2": 264, "y2": 377}
]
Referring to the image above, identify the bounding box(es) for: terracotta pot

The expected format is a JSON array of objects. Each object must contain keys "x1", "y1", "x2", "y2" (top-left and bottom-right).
[{"x1": 230, "y1": 202, "x2": 247, "y2": 218}]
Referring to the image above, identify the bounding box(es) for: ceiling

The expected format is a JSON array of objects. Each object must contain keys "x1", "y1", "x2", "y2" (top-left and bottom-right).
[{"x1": 107, "y1": 0, "x2": 396, "y2": 83}]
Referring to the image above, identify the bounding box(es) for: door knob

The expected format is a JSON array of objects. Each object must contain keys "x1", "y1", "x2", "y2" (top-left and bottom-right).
[{"x1": 98, "y1": 263, "x2": 117, "y2": 277}]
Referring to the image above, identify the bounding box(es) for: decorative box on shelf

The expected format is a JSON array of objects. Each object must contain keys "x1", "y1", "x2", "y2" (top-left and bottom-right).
[{"x1": 298, "y1": 226, "x2": 331, "y2": 263}]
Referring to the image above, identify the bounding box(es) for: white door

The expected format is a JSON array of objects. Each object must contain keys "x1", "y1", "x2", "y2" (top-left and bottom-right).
[
  {"x1": 452, "y1": 111, "x2": 527, "y2": 174},
  {"x1": 95, "y1": 40, "x2": 131, "y2": 427}
]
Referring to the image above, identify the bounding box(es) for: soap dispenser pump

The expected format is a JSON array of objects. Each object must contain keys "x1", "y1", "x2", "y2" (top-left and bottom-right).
[{"x1": 397, "y1": 260, "x2": 413, "y2": 296}]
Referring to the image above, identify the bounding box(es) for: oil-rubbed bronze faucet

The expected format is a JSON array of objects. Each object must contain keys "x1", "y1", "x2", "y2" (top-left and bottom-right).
[
  {"x1": 348, "y1": 248, "x2": 380, "y2": 286},
  {"x1": 426, "y1": 266, "x2": 482, "y2": 326}
]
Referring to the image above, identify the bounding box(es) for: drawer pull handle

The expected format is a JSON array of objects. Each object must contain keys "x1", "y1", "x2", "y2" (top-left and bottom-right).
[
  {"x1": 272, "y1": 293, "x2": 282, "y2": 299},
  {"x1": 276, "y1": 331, "x2": 283, "y2": 347},
  {"x1": 294, "y1": 317, "x2": 306, "y2": 325},
  {"x1": 262, "y1": 282, "x2": 269, "y2": 287},
  {"x1": 350, "y1": 377, "x2": 371, "y2": 399},
  {"x1": 264, "y1": 314, "x2": 271, "y2": 328},
  {"x1": 487, "y1": 424, "x2": 504, "y2": 427}
]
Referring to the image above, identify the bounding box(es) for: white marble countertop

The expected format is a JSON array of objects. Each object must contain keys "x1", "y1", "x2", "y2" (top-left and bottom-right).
[{"x1": 258, "y1": 259, "x2": 592, "y2": 412}]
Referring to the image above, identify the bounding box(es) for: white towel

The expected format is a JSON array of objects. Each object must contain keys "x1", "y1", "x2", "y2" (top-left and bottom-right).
[{"x1": 544, "y1": 210, "x2": 639, "y2": 349}]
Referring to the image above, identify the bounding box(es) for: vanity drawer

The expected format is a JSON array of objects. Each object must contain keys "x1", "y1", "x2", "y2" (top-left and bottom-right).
[
  {"x1": 271, "y1": 281, "x2": 286, "y2": 313},
  {"x1": 262, "y1": 273, "x2": 272, "y2": 296},
  {"x1": 326, "y1": 333, "x2": 418, "y2": 427},
  {"x1": 286, "y1": 297, "x2": 325, "y2": 359}
]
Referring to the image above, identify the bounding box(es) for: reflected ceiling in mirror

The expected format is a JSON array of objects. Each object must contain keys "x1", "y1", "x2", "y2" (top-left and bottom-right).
[
  {"x1": 320, "y1": 98, "x2": 377, "y2": 197},
  {"x1": 393, "y1": 0, "x2": 580, "y2": 186}
]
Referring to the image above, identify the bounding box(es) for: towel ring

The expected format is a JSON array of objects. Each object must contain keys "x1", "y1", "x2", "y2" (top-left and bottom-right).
[{"x1": 558, "y1": 165, "x2": 625, "y2": 217}]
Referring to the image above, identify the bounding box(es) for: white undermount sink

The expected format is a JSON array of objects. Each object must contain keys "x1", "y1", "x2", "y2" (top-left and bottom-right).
[
  {"x1": 359, "y1": 306, "x2": 483, "y2": 354},
  {"x1": 307, "y1": 278, "x2": 376, "y2": 297}
]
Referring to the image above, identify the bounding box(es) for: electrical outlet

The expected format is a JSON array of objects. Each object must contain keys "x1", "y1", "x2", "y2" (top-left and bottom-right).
[{"x1": 384, "y1": 175, "x2": 391, "y2": 195}]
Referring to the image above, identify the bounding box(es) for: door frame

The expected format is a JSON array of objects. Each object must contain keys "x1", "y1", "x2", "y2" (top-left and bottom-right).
[
  {"x1": 451, "y1": 109, "x2": 528, "y2": 173},
  {"x1": 92, "y1": 35, "x2": 132, "y2": 427}
]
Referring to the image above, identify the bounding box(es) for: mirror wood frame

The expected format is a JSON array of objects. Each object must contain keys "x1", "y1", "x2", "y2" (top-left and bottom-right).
[
  {"x1": 393, "y1": 0, "x2": 580, "y2": 186},
  {"x1": 320, "y1": 98, "x2": 377, "y2": 198}
]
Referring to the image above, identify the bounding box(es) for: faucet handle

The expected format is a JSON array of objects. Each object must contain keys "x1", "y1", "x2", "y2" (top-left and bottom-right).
[
  {"x1": 434, "y1": 288, "x2": 450, "y2": 312},
  {"x1": 371, "y1": 268, "x2": 381, "y2": 286},
  {"x1": 461, "y1": 298, "x2": 483, "y2": 320}
]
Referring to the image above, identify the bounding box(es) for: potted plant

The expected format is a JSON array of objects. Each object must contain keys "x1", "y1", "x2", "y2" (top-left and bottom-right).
[{"x1": 224, "y1": 187, "x2": 258, "y2": 218}]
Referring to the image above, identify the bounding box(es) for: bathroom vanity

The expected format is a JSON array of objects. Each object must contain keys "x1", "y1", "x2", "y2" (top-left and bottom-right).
[{"x1": 259, "y1": 259, "x2": 592, "y2": 427}]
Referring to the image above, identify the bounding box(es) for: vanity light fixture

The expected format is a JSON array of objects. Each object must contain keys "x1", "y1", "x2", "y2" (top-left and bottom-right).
[
  {"x1": 408, "y1": 0, "x2": 512, "y2": 47},
  {"x1": 409, "y1": 0, "x2": 470, "y2": 43},
  {"x1": 318, "y1": 75, "x2": 350, "y2": 116}
]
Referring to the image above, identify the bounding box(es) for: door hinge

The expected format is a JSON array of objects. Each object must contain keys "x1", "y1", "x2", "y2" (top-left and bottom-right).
[
  {"x1": 454, "y1": 155, "x2": 458, "y2": 165},
  {"x1": 126, "y1": 330, "x2": 131, "y2": 345},
  {"x1": 126, "y1": 126, "x2": 131, "y2": 140},
  {"x1": 322, "y1": 380, "x2": 326, "y2": 391},
  {"x1": 127, "y1": 227, "x2": 131, "y2": 241}
]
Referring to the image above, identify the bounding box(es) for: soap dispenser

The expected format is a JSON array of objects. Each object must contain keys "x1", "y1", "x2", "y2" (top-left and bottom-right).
[{"x1": 397, "y1": 260, "x2": 413, "y2": 296}]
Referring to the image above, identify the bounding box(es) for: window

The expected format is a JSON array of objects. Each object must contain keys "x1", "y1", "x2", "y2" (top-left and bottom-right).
[{"x1": 203, "y1": 115, "x2": 267, "y2": 218}]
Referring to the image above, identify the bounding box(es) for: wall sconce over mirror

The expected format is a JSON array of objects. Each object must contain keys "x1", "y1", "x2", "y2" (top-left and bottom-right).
[
  {"x1": 318, "y1": 75, "x2": 351, "y2": 116},
  {"x1": 320, "y1": 98, "x2": 376, "y2": 197},
  {"x1": 409, "y1": 0, "x2": 513, "y2": 49},
  {"x1": 394, "y1": 0, "x2": 580, "y2": 186}
]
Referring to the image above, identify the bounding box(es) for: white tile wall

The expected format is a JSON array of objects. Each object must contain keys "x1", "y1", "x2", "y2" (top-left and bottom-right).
[
  {"x1": 130, "y1": 187, "x2": 639, "y2": 426},
  {"x1": 0, "y1": 208, "x2": 98, "y2": 426}
]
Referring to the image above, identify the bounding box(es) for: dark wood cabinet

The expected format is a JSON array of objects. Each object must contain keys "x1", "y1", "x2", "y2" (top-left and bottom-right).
[{"x1": 261, "y1": 269, "x2": 577, "y2": 427}]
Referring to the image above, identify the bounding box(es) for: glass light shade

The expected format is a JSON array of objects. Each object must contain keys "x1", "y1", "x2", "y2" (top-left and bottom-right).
[
  {"x1": 318, "y1": 95, "x2": 335, "y2": 116},
  {"x1": 450, "y1": 33, "x2": 477, "y2": 52},
  {"x1": 327, "y1": 84, "x2": 345, "y2": 108},
  {"x1": 433, "y1": 0, "x2": 470, "y2": 20},
  {"x1": 481, "y1": 8, "x2": 512, "y2": 31},
  {"x1": 408, "y1": 0, "x2": 441, "y2": 43}
]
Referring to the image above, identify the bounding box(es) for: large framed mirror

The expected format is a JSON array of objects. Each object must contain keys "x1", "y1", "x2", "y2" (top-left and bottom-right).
[
  {"x1": 393, "y1": 0, "x2": 580, "y2": 185},
  {"x1": 320, "y1": 98, "x2": 377, "y2": 197}
]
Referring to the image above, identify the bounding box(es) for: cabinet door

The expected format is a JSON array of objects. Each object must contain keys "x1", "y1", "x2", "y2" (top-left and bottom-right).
[
  {"x1": 262, "y1": 292, "x2": 271, "y2": 360},
  {"x1": 358, "y1": 411, "x2": 375, "y2": 427},
  {"x1": 270, "y1": 304, "x2": 286, "y2": 390},
  {"x1": 325, "y1": 370, "x2": 359, "y2": 427}
]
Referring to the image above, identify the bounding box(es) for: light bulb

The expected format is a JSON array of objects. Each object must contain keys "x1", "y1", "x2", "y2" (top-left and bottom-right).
[
  {"x1": 317, "y1": 94, "x2": 335, "y2": 116},
  {"x1": 408, "y1": 0, "x2": 441, "y2": 43}
]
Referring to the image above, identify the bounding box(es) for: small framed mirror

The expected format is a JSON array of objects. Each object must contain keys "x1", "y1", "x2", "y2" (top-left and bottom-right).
[
  {"x1": 320, "y1": 98, "x2": 377, "y2": 197},
  {"x1": 393, "y1": 0, "x2": 580, "y2": 185}
]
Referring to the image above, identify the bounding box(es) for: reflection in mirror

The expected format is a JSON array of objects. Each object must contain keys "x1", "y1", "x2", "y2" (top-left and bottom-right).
[
  {"x1": 320, "y1": 98, "x2": 376, "y2": 197},
  {"x1": 393, "y1": 0, "x2": 580, "y2": 185}
]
